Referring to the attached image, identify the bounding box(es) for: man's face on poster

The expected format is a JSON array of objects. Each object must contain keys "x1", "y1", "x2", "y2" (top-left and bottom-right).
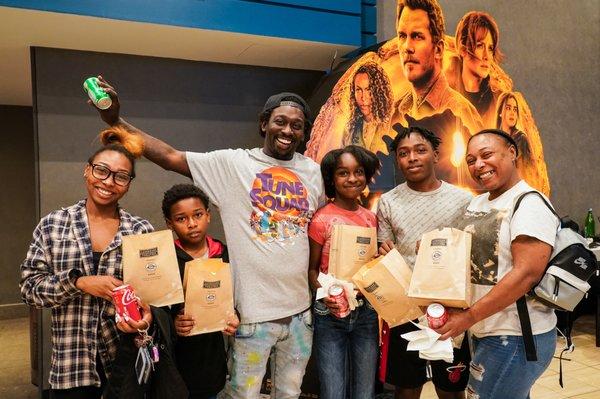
[
  {"x1": 501, "y1": 97, "x2": 518, "y2": 129},
  {"x1": 397, "y1": 7, "x2": 438, "y2": 86},
  {"x1": 353, "y1": 72, "x2": 373, "y2": 120},
  {"x1": 463, "y1": 28, "x2": 494, "y2": 80}
]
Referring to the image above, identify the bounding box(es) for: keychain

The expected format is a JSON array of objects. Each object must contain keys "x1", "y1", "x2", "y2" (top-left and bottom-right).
[
  {"x1": 149, "y1": 343, "x2": 160, "y2": 363},
  {"x1": 134, "y1": 327, "x2": 155, "y2": 384}
]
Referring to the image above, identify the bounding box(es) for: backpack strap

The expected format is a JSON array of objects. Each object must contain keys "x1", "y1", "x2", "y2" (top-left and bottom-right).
[
  {"x1": 512, "y1": 191, "x2": 556, "y2": 363},
  {"x1": 512, "y1": 191, "x2": 559, "y2": 221},
  {"x1": 516, "y1": 296, "x2": 538, "y2": 361}
]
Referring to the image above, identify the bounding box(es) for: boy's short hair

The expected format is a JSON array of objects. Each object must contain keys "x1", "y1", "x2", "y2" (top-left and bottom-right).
[
  {"x1": 162, "y1": 184, "x2": 210, "y2": 219},
  {"x1": 389, "y1": 124, "x2": 442, "y2": 153},
  {"x1": 321, "y1": 145, "x2": 381, "y2": 199}
]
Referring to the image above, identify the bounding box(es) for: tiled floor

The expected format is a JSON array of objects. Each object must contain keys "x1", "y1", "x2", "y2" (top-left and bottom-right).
[
  {"x1": 1, "y1": 315, "x2": 598, "y2": 398},
  {"x1": 0, "y1": 317, "x2": 37, "y2": 399}
]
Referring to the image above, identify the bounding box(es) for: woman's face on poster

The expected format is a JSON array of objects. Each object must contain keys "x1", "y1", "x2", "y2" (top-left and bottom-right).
[
  {"x1": 501, "y1": 97, "x2": 519, "y2": 129},
  {"x1": 353, "y1": 72, "x2": 373, "y2": 120},
  {"x1": 463, "y1": 28, "x2": 494, "y2": 80}
]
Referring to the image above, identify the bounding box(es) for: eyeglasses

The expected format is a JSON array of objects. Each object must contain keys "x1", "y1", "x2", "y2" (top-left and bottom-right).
[{"x1": 88, "y1": 163, "x2": 134, "y2": 186}]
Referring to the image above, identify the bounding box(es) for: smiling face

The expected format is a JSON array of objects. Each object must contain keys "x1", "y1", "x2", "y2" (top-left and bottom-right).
[
  {"x1": 397, "y1": 7, "x2": 442, "y2": 88},
  {"x1": 84, "y1": 150, "x2": 132, "y2": 208},
  {"x1": 395, "y1": 132, "x2": 439, "y2": 186},
  {"x1": 261, "y1": 105, "x2": 306, "y2": 160},
  {"x1": 333, "y1": 152, "x2": 367, "y2": 201},
  {"x1": 462, "y1": 28, "x2": 494, "y2": 82},
  {"x1": 466, "y1": 134, "x2": 519, "y2": 199},
  {"x1": 166, "y1": 197, "x2": 211, "y2": 247}
]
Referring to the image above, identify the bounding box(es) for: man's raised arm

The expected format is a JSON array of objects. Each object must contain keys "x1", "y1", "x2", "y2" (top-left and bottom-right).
[{"x1": 91, "y1": 75, "x2": 191, "y2": 178}]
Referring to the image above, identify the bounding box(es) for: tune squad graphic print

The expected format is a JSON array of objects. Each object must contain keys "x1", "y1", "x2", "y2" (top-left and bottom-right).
[{"x1": 249, "y1": 166, "x2": 312, "y2": 242}]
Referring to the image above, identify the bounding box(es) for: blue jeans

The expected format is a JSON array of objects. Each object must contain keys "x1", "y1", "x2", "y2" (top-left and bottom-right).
[
  {"x1": 467, "y1": 329, "x2": 556, "y2": 399},
  {"x1": 314, "y1": 300, "x2": 379, "y2": 399},
  {"x1": 220, "y1": 309, "x2": 313, "y2": 399}
]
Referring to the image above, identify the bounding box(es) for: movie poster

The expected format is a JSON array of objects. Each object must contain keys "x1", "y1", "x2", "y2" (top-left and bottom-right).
[{"x1": 305, "y1": 1, "x2": 550, "y2": 197}]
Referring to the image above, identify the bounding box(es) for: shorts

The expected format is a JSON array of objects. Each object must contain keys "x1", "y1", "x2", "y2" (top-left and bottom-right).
[{"x1": 385, "y1": 321, "x2": 470, "y2": 392}]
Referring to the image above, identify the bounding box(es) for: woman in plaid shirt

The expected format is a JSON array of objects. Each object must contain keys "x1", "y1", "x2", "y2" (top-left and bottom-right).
[{"x1": 21, "y1": 143, "x2": 154, "y2": 399}]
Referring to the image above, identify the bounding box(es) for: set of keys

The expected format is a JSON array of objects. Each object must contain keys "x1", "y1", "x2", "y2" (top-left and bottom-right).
[{"x1": 134, "y1": 327, "x2": 159, "y2": 385}]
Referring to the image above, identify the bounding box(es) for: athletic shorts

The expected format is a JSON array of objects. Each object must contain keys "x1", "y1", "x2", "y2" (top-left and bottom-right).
[{"x1": 385, "y1": 321, "x2": 470, "y2": 392}]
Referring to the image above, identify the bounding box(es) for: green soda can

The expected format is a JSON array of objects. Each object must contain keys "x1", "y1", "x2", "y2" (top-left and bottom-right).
[{"x1": 83, "y1": 77, "x2": 112, "y2": 110}]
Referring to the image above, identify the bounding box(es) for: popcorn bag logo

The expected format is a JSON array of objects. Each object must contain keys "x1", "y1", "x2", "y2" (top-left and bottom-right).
[
  {"x1": 249, "y1": 167, "x2": 312, "y2": 242},
  {"x1": 430, "y1": 239, "x2": 447, "y2": 247},
  {"x1": 205, "y1": 293, "x2": 216, "y2": 303},
  {"x1": 365, "y1": 282, "x2": 379, "y2": 293},
  {"x1": 139, "y1": 247, "x2": 158, "y2": 258},
  {"x1": 145, "y1": 263, "x2": 158, "y2": 273},
  {"x1": 356, "y1": 237, "x2": 371, "y2": 244},
  {"x1": 203, "y1": 281, "x2": 221, "y2": 289}
]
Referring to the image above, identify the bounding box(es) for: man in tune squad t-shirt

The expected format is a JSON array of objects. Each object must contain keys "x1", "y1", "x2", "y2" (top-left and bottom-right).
[{"x1": 89, "y1": 77, "x2": 325, "y2": 399}]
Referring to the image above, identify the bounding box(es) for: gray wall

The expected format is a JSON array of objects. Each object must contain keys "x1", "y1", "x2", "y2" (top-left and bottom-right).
[
  {"x1": 0, "y1": 105, "x2": 35, "y2": 318},
  {"x1": 29, "y1": 48, "x2": 323, "y2": 390},
  {"x1": 377, "y1": 0, "x2": 600, "y2": 222},
  {"x1": 33, "y1": 47, "x2": 323, "y2": 236}
]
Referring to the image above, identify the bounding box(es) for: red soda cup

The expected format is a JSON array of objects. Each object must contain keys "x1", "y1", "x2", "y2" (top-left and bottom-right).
[
  {"x1": 426, "y1": 303, "x2": 448, "y2": 329},
  {"x1": 328, "y1": 284, "x2": 350, "y2": 318},
  {"x1": 112, "y1": 284, "x2": 142, "y2": 322}
]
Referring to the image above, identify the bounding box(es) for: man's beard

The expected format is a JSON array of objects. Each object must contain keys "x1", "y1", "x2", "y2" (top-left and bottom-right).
[{"x1": 409, "y1": 64, "x2": 435, "y2": 92}]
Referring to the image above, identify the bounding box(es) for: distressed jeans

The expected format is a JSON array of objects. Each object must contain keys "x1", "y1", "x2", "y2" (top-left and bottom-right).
[
  {"x1": 467, "y1": 329, "x2": 556, "y2": 399},
  {"x1": 313, "y1": 300, "x2": 379, "y2": 399},
  {"x1": 220, "y1": 309, "x2": 313, "y2": 399}
]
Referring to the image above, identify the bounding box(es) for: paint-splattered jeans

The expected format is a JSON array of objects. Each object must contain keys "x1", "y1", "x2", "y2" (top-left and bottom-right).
[
  {"x1": 220, "y1": 309, "x2": 313, "y2": 399},
  {"x1": 313, "y1": 300, "x2": 378, "y2": 399},
  {"x1": 467, "y1": 329, "x2": 556, "y2": 399}
]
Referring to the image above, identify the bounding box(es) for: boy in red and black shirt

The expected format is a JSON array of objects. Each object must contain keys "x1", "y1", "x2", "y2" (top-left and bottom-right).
[{"x1": 162, "y1": 184, "x2": 238, "y2": 399}]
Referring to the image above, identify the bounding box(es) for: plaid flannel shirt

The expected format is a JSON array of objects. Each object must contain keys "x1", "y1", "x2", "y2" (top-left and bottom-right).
[{"x1": 20, "y1": 199, "x2": 153, "y2": 389}]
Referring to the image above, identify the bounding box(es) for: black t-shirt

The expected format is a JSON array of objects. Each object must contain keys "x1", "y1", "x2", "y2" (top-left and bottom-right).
[
  {"x1": 462, "y1": 76, "x2": 494, "y2": 118},
  {"x1": 172, "y1": 243, "x2": 228, "y2": 399}
]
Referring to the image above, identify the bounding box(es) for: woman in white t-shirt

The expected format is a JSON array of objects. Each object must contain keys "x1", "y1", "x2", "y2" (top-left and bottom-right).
[{"x1": 433, "y1": 129, "x2": 559, "y2": 398}]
